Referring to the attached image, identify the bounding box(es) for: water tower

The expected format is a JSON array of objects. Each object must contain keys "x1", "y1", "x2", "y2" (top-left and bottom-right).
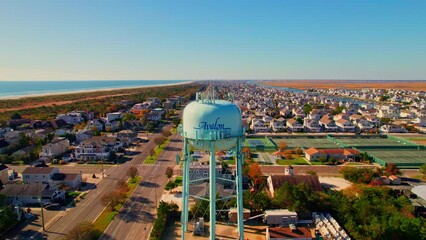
[{"x1": 179, "y1": 89, "x2": 245, "y2": 240}]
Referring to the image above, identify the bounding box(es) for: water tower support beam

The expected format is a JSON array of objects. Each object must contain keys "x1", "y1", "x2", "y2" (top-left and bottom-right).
[
  {"x1": 236, "y1": 137, "x2": 245, "y2": 240},
  {"x1": 209, "y1": 141, "x2": 216, "y2": 240},
  {"x1": 181, "y1": 138, "x2": 190, "y2": 236}
]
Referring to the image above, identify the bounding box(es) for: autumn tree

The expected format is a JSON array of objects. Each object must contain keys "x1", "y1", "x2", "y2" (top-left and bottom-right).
[
  {"x1": 278, "y1": 141, "x2": 288, "y2": 151},
  {"x1": 66, "y1": 221, "x2": 101, "y2": 240},
  {"x1": 101, "y1": 191, "x2": 121, "y2": 211},
  {"x1": 154, "y1": 136, "x2": 165, "y2": 146},
  {"x1": 161, "y1": 130, "x2": 172, "y2": 138},
  {"x1": 127, "y1": 166, "x2": 139, "y2": 183},
  {"x1": 242, "y1": 147, "x2": 252, "y2": 159},
  {"x1": 284, "y1": 153, "x2": 293, "y2": 160},
  {"x1": 248, "y1": 163, "x2": 264, "y2": 190},
  {"x1": 294, "y1": 148, "x2": 303, "y2": 155},
  {"x1": 165, "y1": 166, "x2": 174, "y2": 179},
  {"x1": 385, "y1": 163, "x2": 401, "y2": 176},
  {"x1": 116, "y1": 180, "x2": 129, "y2": 194}
]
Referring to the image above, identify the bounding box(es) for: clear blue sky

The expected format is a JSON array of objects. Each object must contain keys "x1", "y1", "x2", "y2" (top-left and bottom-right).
[{"x1": 0, "y1": 0, "x2": 425, "y2": 80}]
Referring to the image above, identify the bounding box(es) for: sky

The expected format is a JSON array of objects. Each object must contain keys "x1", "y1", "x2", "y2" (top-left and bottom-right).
[{"x1": 0, "y1": 0, "x2": 425, "y2": 81}]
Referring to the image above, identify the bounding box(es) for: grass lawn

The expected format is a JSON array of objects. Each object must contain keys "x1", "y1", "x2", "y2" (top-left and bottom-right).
[
  {"x1": 276, "y1": 155, "x2": 309, "y2": 165},
  {"x1": 144, "y1": 138, "x2": 171, "y2": 164},
  {"x1": 223, "y1": 159, "x2": 236, "y2": 165},
  {"x1": 93, "y1": 176, "x2": 141, "y2": 233}
]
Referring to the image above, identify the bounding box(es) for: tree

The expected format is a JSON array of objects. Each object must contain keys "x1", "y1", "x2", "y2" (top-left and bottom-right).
[
  {"x1": 108, "y1": 151, "x2": 117, "y2": 162},
  {"x1": 284, "y1": 153, "x2": 293, "y2": 160},
  {"x1": 248, "y1": 163, "x2": 263, "y2": 189},
  {"x1": 127, "y1": 166, "x2": 139, "y2": 183},
  {"x1": 303, "y1": 104, "x2": 313, "y2": 114},
  {"x1": 420, "y1": 164, "x2": 426, "y2": 177},
  {"x1": 294, "y1": 148, "x2": 303, "y2": 155},
  {"x1": 146, "y1": 122, "x2": 156, "y2": 133},
  {"x1": 101, "y1": 191, "x2": 122, "y2": 211},
  {"x1": 161, "y1": 130, "x2": 172, "y2": 138},
  {"x1": 154, "y1": 136, "x2": 165, "y2": 146},
  {"x1": 385, "y1": 163, "x2": 401, "y2": 176},
  {"x1": 66, "y1": 221, "x2": 101, "y2": 240},
  {"x1": 278, "y1": 141, "x2": 288, "y2": 151},
  {"x1": 165, "y1": 167, "x2": 173, "y2": 179},
  {"x1": 116, "y1": 180, "x2": 129, "y2": 194},
  {"x1": 242, "y1": 147, "x2": 251, "y2": 159},
  {"x1": 319, "y1": 156, "x2": 327, "y2": 164},
  {"x1": 172, "y1": 118, "x2": 181, "y2": 127},
  {"x1": 10, "y1": 112, "x2": 22, "y2": 120}
]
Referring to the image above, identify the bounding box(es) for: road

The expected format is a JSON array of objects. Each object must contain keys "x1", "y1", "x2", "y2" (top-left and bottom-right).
[
  {"x1": 42, "y1": 126, "x2": 175, "y2": 240},
  {"x1": 101, "y1": 132, "x2": 182, "y2": 240}
]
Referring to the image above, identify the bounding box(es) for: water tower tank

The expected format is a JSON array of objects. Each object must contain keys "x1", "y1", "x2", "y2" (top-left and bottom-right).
[{"x1": 181, "y1": 99, "x2": 242, "y2": 151}]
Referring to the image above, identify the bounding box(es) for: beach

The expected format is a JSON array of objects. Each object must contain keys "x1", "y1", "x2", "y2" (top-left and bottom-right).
[
  {"x1": 0, "y1": 80, "x2": 193, "y2": 100},
  {"x1": 0, "y1": 81, "x2": 193, "y2": 113}
]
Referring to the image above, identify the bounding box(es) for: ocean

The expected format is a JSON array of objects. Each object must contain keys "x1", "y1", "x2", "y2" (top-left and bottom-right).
[{"x1": 0, "y1": 80, "x2": 189, "y2": 99}]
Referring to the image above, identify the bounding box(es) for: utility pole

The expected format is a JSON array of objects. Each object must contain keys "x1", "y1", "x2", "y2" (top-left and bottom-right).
[
  {"x1": 101, "y1": 158, "x2": 104, "y2": 179},
  {"x1": 39, "y1": 189, "x2": 45, "y2": 232},
  {"x1": 154, "y1": 186, "x2": 157, "y2": 207}
]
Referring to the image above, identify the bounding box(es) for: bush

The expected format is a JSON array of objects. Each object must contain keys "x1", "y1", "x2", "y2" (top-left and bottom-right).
[
  {"x1": 66, "y1": 221, "x2": 101, "y2": 240},
  {"x1": 150, "y1": 201, "x2": 179, "y2": 240},
  {"x1": 165, "y1": 181, "x2": 176, "y2": 190}
]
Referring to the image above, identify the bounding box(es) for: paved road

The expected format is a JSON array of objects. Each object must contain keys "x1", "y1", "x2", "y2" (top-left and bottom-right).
[
  {"x1": 101, "y1": 132, "x2": 182, "y2": 240},
  {"x1": 7, "y1": 164, "x2": 112, "y2": 174},
  {"x1": 42, "y1": 126, "x2": 174, "y2": 240}
]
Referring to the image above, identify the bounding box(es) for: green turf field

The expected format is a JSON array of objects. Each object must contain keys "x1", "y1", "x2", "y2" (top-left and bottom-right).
[
  {"x1": 332, "y1": 136, "x2": 408, "y2": 147},
  {"x1": 366, "y1": 149, "x2": 426, "y2": 168},
  {"x1": 271, "y1": 137, "x2": 339, "y2": 149}
]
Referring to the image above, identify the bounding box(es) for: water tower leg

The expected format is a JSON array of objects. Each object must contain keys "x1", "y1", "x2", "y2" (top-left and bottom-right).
[
  {"x1": 181, "y1": 138, "x2": 190, "y2": 238},
  {"x1": 236, "y1": 137, "x2": 245, "y2": 240},
  {"x1": 209, "y1": 142, "x2": 216, "y2": 240}
]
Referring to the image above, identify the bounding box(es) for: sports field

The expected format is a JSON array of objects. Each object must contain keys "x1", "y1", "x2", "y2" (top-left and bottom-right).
[
  {"x1": 271, "y1": 137, "x2": 338, "y2": 149},
  {"x1": 332, "y1": 136, "x2": 406, "y2": 147},
  {"x1": 367, "y1": 149, "x2": 426, "y2": 167},
  {"x1": 243, "y1": 137, "x2": 277, "y2": 150}
]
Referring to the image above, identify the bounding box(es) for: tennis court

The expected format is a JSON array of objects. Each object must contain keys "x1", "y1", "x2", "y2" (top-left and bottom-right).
[
  {"x1": 367, "y1": 149, "x2": 426, "y2": 168},
  {"x1": 243, "y1": 137, "x2": 277, "y2": 151},
  {"x1": 271, "y1": 137, "x2": 339, "y2": 149},
  {"x1": 332, "y1": 136, "x2": 406, "y2": 148}
]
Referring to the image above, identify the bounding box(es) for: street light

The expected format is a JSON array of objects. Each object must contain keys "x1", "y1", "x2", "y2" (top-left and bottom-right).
[{"x1": 144, "y1": 227, "x2": 147, "y2": 238}]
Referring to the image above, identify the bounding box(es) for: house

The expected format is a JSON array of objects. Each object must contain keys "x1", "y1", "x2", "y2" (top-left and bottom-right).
[
  {"x1": 228, "y1": 208, "x2": 250, "y2": 223},
  {"x1": 380, "y1": 124, "x2": 407, "y2": 133},
  {"x1": 39, "y1": 137, "x2": 70, "y2": 160},
  {"x1": 0, "y1": 127, "x2": 13, "y2": 138},
  {"x1": 122, "y1": 120, "x2": 144, "y2": 131},
  {"x1": 117, "y1": 130, "x2": 138, "y2": 146},
  {"x1": 335, "y1": 119, "x2": 355, "y2": 132},
  {"x1": 319, "y1": 117, "x2": 338, "y2": 132},
  {"x1": 76, "y1": 129, "x2": 94, "y2": 143},
  {"x1": 304, "y1": 148, "x2": 360, "y2": 161},
  {"x1": 286, "y1": 119, "x2": 304, "y2": 132},
  {"x1": 147, "y1": 108, "x2": 165, "y2": 121},
  {"x1": 267, "y1": 175, "x2": 322, "y2": 198},
  {"x1": 50, "y1": 173, "x2": 82, "y2": 190},
  {"x1": 357, "y1": 119, "x2": 374, "y2": 131},
  {"x1": 251, "y1": 119, "x2": 269, "y2": 133},
  {"x1": 389, "y1": 175, "x2": 401, "y2": 185},
  {"x1": 271, "y1": 118, "x2": 286, "y2": 132},
  {"x1": 74, "y1": 136, "x2": 123, "y2": 161},
  {"x1": 189, "y1": 164, "x2": 223, "y2": 181},
  {"x1": 0, "y1": 164, "x2": 10, "y2": 185},
  {"x1": 0, "y1": 183, "x2": 64, "y2": 206},
  {"x1": 88, "y1": 119, "x2": 106, "y2": 131},
  {"x1": 266, "y1": 227, "x2": 312, "y2": 240},
  {"x1": 106, "y1": 112, "x2": 123, "y2": 122},
  {"x1": 303, "y1": 119, "x2": 321, "y2": 132},
  {"x1": 56, "y1": 112, "x2": 84, "y2": 124},
  {"x1": 264, "y1": 209, "x2": 298, "y2": 226},
  {"x1": 22, "y1": 167, "x2": 60, "y2": 185}
]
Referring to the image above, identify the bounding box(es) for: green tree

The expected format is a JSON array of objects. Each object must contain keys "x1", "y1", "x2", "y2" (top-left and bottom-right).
[
  {"x1": 420, "y1": 164, "x2": 426, "y2": 177},
  {"x1": 0, "y1": 205, "x2": 18, "y2": 233},
  {"x1": 303, "y1": 104, "x2": 313, "y2": 114},
  {"x1": 172, "y1": 118, "x2": 181, "y2": 127},
  {"x1": 10, "y1": 112, "x2": 22, "y2": 120}
]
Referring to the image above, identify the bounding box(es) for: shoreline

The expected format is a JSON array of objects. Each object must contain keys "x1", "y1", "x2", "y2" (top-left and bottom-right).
[{"x1": 0, "y1": 81, "x2": 193, "y2": 100}]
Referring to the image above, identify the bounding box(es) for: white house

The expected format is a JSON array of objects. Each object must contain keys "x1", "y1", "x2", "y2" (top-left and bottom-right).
[
  {"x1": 106, "y1": 112, "x2": 123, "y2": 122},
  {"x1": 286, "y1": 119, "x2": 304, "y2": 132},
  {"x1": 22, "y1": 167, "x2": 60, "y2": 185},
  {"x1": 270, "y1": 118, "x2": 286, "y2": 132},
  {"x1": 39, "y1": 137, "x2": 70, "y2": 160}
]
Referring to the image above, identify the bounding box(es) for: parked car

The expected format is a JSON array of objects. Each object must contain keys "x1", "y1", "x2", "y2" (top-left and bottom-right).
[{"x1": 44, "y1": 203, "x2": 61, "y2": 210}]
